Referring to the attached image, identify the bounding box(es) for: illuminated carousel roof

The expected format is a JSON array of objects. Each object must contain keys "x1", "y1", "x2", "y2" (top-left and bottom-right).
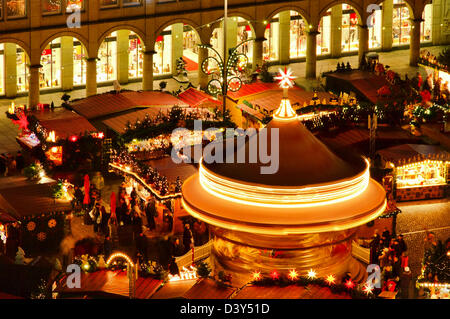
[{"x1": 182, "y1": 70, "x2": 386, "y2": 235}]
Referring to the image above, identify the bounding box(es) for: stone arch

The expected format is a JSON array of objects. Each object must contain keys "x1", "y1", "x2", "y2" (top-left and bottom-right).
[
  {"x1": 0, "y1": 37, "x2": 30, "y2": 58},
  {"x1": 318, "y1": 0, "x2": 364, "y2": 27},
  {"x1": 373, "y1": 0, "x2": 416, "y2": 19},
  {"x1": 40, "y1": 31, "x2": 88, "y2": 55},
  {"x1": 154, "y1": 18, "x2": 202, "y2": 43},
  {"x1": 265, "y1": 6, "x2": 311, "y2": 26},
  {"x1": 97, "y1": 24, "x2": 147, "y2": 55}
]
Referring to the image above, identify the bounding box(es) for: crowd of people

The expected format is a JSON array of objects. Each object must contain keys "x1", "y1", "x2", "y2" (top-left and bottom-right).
[{"x1": 369, "y1": 227, "x2": 411, "y2": 297}]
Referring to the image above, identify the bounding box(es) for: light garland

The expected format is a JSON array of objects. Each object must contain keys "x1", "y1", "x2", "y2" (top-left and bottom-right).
[
  {"x1": 168, "y1": 266, "x2": 198, "y2": 282},
  {"x1": 106, "y1": 252, "x2": 135, "y2": 268}
]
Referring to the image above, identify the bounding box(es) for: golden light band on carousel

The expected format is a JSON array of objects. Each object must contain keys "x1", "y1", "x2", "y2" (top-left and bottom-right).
[
  {"x1": 181, "y1": 194, "x2": 387, "y2": 235},
  {"x1": 198, "y1": 158, "x2": 371, "y2": 208},
  {"x1": 273, "y1": 98, "x2": 297, "y2": 121}
]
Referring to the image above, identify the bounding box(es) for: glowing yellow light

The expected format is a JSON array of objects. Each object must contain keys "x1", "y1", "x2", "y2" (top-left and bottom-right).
[
  {"x1": 288, "y1": 269, "x2": 299, "y2": 280},
  {"x1": 273, "y1": 98, "x2": 297, "y2": 120},
  {"x1": 198, "y1": 158, "x2": 371, "y2": 208},
  {"x1": 326, "y1": 274, "x2": 336, "y2": 285},
  {"x1": 106, "y1": 252, "x2": 134, "y2": 268},
  {"x1": 8, "y1": 102, "x2": 15, "y2": 114},
  {"x1": 252, "y1": 271, "x2": 262, "y2": 281},
  {"x1": 47, "y1": 131, "x2": 56, "y2": 143},
  {"x1": 51, "y1": 146, "x2": 59, "y2": 153},
  {"x1": 363, "y1": 283, "x2": 374, "y2": 295},
  {"x1": 307, "y1": 269, "x2": 316, "y2": 279},
  {"x1": 168, "y1": 266, "x2": 197, "y2": 282}
]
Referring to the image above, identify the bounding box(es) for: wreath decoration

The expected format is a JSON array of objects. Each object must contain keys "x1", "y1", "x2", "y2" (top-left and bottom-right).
[
  {"x1": 27, "y1": 221, "x2": 36, "y2": 232},
  {"x1": 37, "y1": 232, "x2": 47, "y2": 241},
  {"x1": 48, "y1": 219, "x2": 57, "y2": 228}
]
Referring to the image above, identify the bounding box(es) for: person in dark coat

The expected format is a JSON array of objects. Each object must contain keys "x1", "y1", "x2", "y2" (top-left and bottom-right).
[
  {"x1": 171, "y1": 238, "x2": 185, "y2": 257},
  {"x1": 168, "y1": 257, "x2": 179, "y2": 276},
  {"x1": 100, "y1": 206, "x2": 110, "y2": 236},
  {"x1": 382, "y1": 227, "x2": 391, "y2": 247},
  {"x1": 183, "y1": 223, "x2": 194, "y2": 254},
  {"x1": 145, "y1": 199, "x2": 157, "y2": 231},
  {"x1": 397, "y1": 234, "x2": 407, "y2": 254},
  {"x1": 369, "y1": 230, "x2": 381, "y2": 265},
  {"x1": 15, "y1": 151, "x2": 25, "y2": 172}
]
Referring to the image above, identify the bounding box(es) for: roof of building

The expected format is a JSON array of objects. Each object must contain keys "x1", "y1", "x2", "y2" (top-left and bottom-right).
[
  {"x1": 0, "y1": 182, "x2": 72, "y2": 219},
  {"x1": 227, "y1": 81, "x2": 281, "y2": 101},
  {"x1": 31, "y1": 108, "x2": 97, "y2": 138},
  {"x1": 378, "y1": 144, "x2": 450, "y2": 164},
  {"x1": 177, "y1": 88, "x2": 222, "y2": 108},
  {"x1": 70, "y1": 91, "x2": 188, "y2": 120},
  {"x1": 232, "y1": 284, "x2": 351, "y2": 299},
  {"x1": 182, "y1": 278, "x2": 236, "y2": 299}
]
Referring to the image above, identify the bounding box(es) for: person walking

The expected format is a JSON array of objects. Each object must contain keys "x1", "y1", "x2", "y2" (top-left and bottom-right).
[{"x1": 183, "y1": 223, "x2": 194, "y2": 255}]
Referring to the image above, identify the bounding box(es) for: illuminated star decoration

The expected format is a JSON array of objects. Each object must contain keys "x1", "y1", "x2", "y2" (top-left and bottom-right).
[
  {"x1": 252, "y1": 271, "x2": 262, "y2": 281},
  {"x1": 326, "y1": 274, "x2": 336, "y2": 285},
  {"x1": 345, "y1": 279, "x2": 355, "y2": 289},
  {"x1": 274, "y1": 67, "x2": 297, "y2": 89},
  {"x1": 288, "y1": 269, "x2": 299, "y2": 281},
  {"x1": 307, "y1": 269, "x2": 317, "y2": 279},
  {"x1": 12, "y1": 112, "x2": 29, "y2": 135},
  {"x1": 270, "y1": 270, "x2": 280, "y2": 280},
  {"x1": 362, "y1": 283, "x2": 374, "y2": 295}
]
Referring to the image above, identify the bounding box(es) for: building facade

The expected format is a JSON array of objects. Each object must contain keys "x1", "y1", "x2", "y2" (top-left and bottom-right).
[{"x1": 0, "y1": 0, "x2": 448, "y2": 107}]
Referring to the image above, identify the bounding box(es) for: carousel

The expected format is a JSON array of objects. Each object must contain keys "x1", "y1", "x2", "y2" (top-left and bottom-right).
[{"x1": 182, "y1": 70, "x2": 387, "y2": 286}]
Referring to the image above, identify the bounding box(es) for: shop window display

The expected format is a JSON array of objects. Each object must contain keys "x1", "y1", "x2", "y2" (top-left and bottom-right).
[
  {"x1": 17, "y1": 46, "x2": 28, "y2": 92},
  {"x1": 154, "y1": 27, "x2": 171, "y2": 75},
  {"x1": 6, "y1": 0, "x2": 26, "y2": 17},
  {"x1": 368, "y1": 5, "x2": 382, "y2": 49},
  {"x1": 73, "y1": 40, "x2": 86, "y2": 85},
  {"x1": 396, "y1": 161, "x2": 448, "y2": 189},
  {"x1": 183, "y1": 25, "x2": 199, "y2": 67},
  {"x1": 43, "y1": 0, "x2": 62, "y2": 13},
  {"x1": 66, "y1": 0, "x2": 82, "y2": 11},
  {"x1": 341, "y1": 4, "x2": 359, "y2": 52},
  {"x1": 392, "y1": 0, "x2": 411, "y2": 46},
  {"x1": 317, "y1": 11, "x2": 331, "y2": 55},
  {"x1": 236, "y1": 18, "x2": 253, "y2": 63},
  {"x1": 97, "y1": 33, "x2": 117, "y2": 82},
  {"x1": 290, "y1": 11, "x2": 307, "y2": 58},
  {"x1": 0, "y1": 44, "x2": 4, "y2": 95},
  {"x1": 420, "y1": 4, "x2": 432, "y2": 43},
  {"x1": 263, "y1": 20, "x2": 278, "y2": 61},
  {"x1": 128, "y1": 32, "x2": 143, "y2": 79},
  {"x1": 40, "y1": 38, "x2": 61, "y2": 89}
]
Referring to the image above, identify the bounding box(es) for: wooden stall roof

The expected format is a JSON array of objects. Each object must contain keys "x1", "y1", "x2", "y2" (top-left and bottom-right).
[
  {"x1": 145, "y1": 157, "x2": 198, "y2": 184},
  {"x1": 102, "y1": 106, "x2": 173, "y2": 134},
  {"x1": 150, "y1": 279, "x2": 197, "y2": 299},
  {"x1": 177, "y1": 88, "x2": 222, "y2": 108},
  {"x1": 182, "y1": 278, "x2": 236, "y2": 299},
  {"x1": 232, "y1": 284, "x2": 352, "y2": 299},
  {"x1": 31, "y1": 108, "x2": 97, "y2": 139},
  {"x1": 70, "y1": 91, "x2": 188, "y2": 120},
  {"x1": 56, "y1": 270, "x2": 163, "y2": 299},
  {"x1": 0, "y1": 208, "x2": 17, "y2": 223},
  {"x1": 378, "y1": 144, "x2": 450, "y2": 165},
  {"x1": 0, "y1": 182, "x2": 72, "y2": 219},
  {"x1": 227, "y1": 81, "x2": 281, "y2": 101}
]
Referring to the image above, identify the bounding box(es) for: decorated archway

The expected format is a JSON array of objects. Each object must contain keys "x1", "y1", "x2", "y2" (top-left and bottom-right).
[{"x1": 106, "y1": 252, "x2": 137, "y2": 299}]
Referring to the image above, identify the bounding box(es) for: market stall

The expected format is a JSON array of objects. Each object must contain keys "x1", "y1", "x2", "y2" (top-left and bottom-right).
[{"x1": 378, "y1": 144, "x2": 450, "y2": 201}]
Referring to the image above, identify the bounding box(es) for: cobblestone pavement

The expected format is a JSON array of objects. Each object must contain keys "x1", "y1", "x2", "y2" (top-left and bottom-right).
[{"x1": 396, "y1": 198, "x2": 450, "y2": 279}]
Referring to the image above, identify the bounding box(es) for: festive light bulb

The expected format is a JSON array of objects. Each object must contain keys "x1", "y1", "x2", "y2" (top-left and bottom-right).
[
  {"x1": 326, "y1": 275, "x2": 336, "y2": 285},
  {"x1": 288, "y1": 269, "x2": 299, "y2": 281},
  {"x1": 362, "y1": 283, "x2": 374, "y2": 295},
  {"x1": 270, "y1": 270, "x2": 279, "y2": 280},
  {"x1": 307, "y1": 269, "x2": 317, "y2": 279},
  {"x1": 345, "y1": 279, "x2": 355, "y2": 289},
  {"x1": 252, "y1": 271, "x2": 262, "y2": 281}
]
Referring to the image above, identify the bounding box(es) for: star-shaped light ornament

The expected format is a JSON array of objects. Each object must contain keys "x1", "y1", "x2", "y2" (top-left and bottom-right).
[
  {"x1": 275, "y1": 67, "x2": 297, "y2": 89},
  {"x1": 307, "y1": 269, "x2": 317, "y2": 279},
  {"x1": 288, "y1": 269, "x2": 299, "y2": 281},
  {"x1": 362, "y1": 283, "x2": 374, "y2": 295}
]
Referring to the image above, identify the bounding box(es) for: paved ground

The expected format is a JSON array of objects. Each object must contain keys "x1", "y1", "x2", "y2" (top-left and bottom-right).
[{"x1": 396, "y1": 198, "x2": 450, "y2": 279}]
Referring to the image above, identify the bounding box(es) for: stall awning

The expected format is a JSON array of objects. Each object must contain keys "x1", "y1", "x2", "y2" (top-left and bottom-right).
[
  {"x1": 71, "y1": 91, "x2": 188, "y2": 120},
  {"x1": 177, "y1": 88, "x2": 222, "y2": 108},
  {"x1": 233, "y1": 284, "x2": 351, "y2": 299},
  {"x1": 182, "y1": 278, "x2": 236, "y2": 299},
  {"x1": 0, "y1": 183, "x2": 72, "y2": 220},
  {"x1": 378, "y1": 144, "x2": 450, "y2": 166}
]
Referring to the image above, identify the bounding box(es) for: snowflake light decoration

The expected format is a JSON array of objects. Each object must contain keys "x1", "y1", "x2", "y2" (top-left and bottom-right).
[
  {"x1": 274, "y1": 67, "x2": 297, "y2": 89},
  {"x1": 37, "y1": 232, "x2": 47, "y2": 242}
]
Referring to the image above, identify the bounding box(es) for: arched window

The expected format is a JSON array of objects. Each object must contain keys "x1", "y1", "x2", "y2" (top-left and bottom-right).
[
  {"x1": 341, "y1": 4, "x2": 359, "y2": 52},
  {"x1": 392, "y1": 0, "x2": 411, "y2": 46},
  {"x1": 421, "y1": 4, "x2": 432, "y2": 43},
  {"x1": 290, "y1": 11, "x2": 307, "y2": 58},
  {"x1": 97, "y1": 32, "x2": 117, "y2": 82},
  {"x1": 40, "y1": 38, "x2": 61, "y2": 88},
  {"x1": 317, "y1": 9, "x2": 331, "y2": 55}
]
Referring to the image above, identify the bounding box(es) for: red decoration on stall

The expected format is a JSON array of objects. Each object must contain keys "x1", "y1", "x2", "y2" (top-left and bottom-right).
[
  {"x1": 110, "y1": 191, "x2": 117, "y2": 223},
  {"x1": 83, "y1": 174, "x2": 90, "y2": 205}
]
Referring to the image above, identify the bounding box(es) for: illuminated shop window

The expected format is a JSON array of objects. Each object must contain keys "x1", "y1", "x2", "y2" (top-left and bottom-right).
[
  {"x1": 128, "y1": 31, "x2": 143, "y2": 79},
  {"x1": 341, "y1": 4, "x2": 359, "y2": 52},
  {"x1": 263, "y1": 19, "x2": 278, "y2": 61},
  {"x1": 0, "y1": 44, "x2": 3, "y2": 95},
  {"x1": 40, "y1": 38, "x2": 61, "y2": 89},
  {"x1": 317, "y1": 10, "x2": 331, "y2": 55},
  {"x1": 97, "y1": 32, "x2": 117, "y2": 82},
  {"x1": 183, "y1": 25, "x2": 199, "y2": 69},
  {"x1": 6, "y1": 0, "x2": 26, "y2": 17},
  {"x1": 396, "y1": 161, "x2": 448, "y2": 189},
  {"x1": 420, "y1": 4, "x2": 432, "y2": 43},
  {"x1": 123, "y1": 0, "x2": 141, "y2": 5},
  {"x1": 368, "y1": 5, "x2": 382, "y2": 49},
  {"x1": 392, "y1": 0, "x2": 411, "y2": 46},
  {"x1": 43, "y1": 0, "x2": 62, "y2": 14},
  {"x1": 16, "y1": 46, "x2": 29, "y2": 92},
  {"x1": 154, "y1": 27, "x2": 171, "y2": 75},
  {"x1": 290, "y1": 11, "x2": 307, "y2": 58},
  {"x1": 73, "y1": 40, "x2": 86, "y2": 85},
  {"x1": 66, "y1": 0, "x2": 83, "y2": 11},
  {"x1": 236, "y1": 17, "x2": 253, "y2": 63}
]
